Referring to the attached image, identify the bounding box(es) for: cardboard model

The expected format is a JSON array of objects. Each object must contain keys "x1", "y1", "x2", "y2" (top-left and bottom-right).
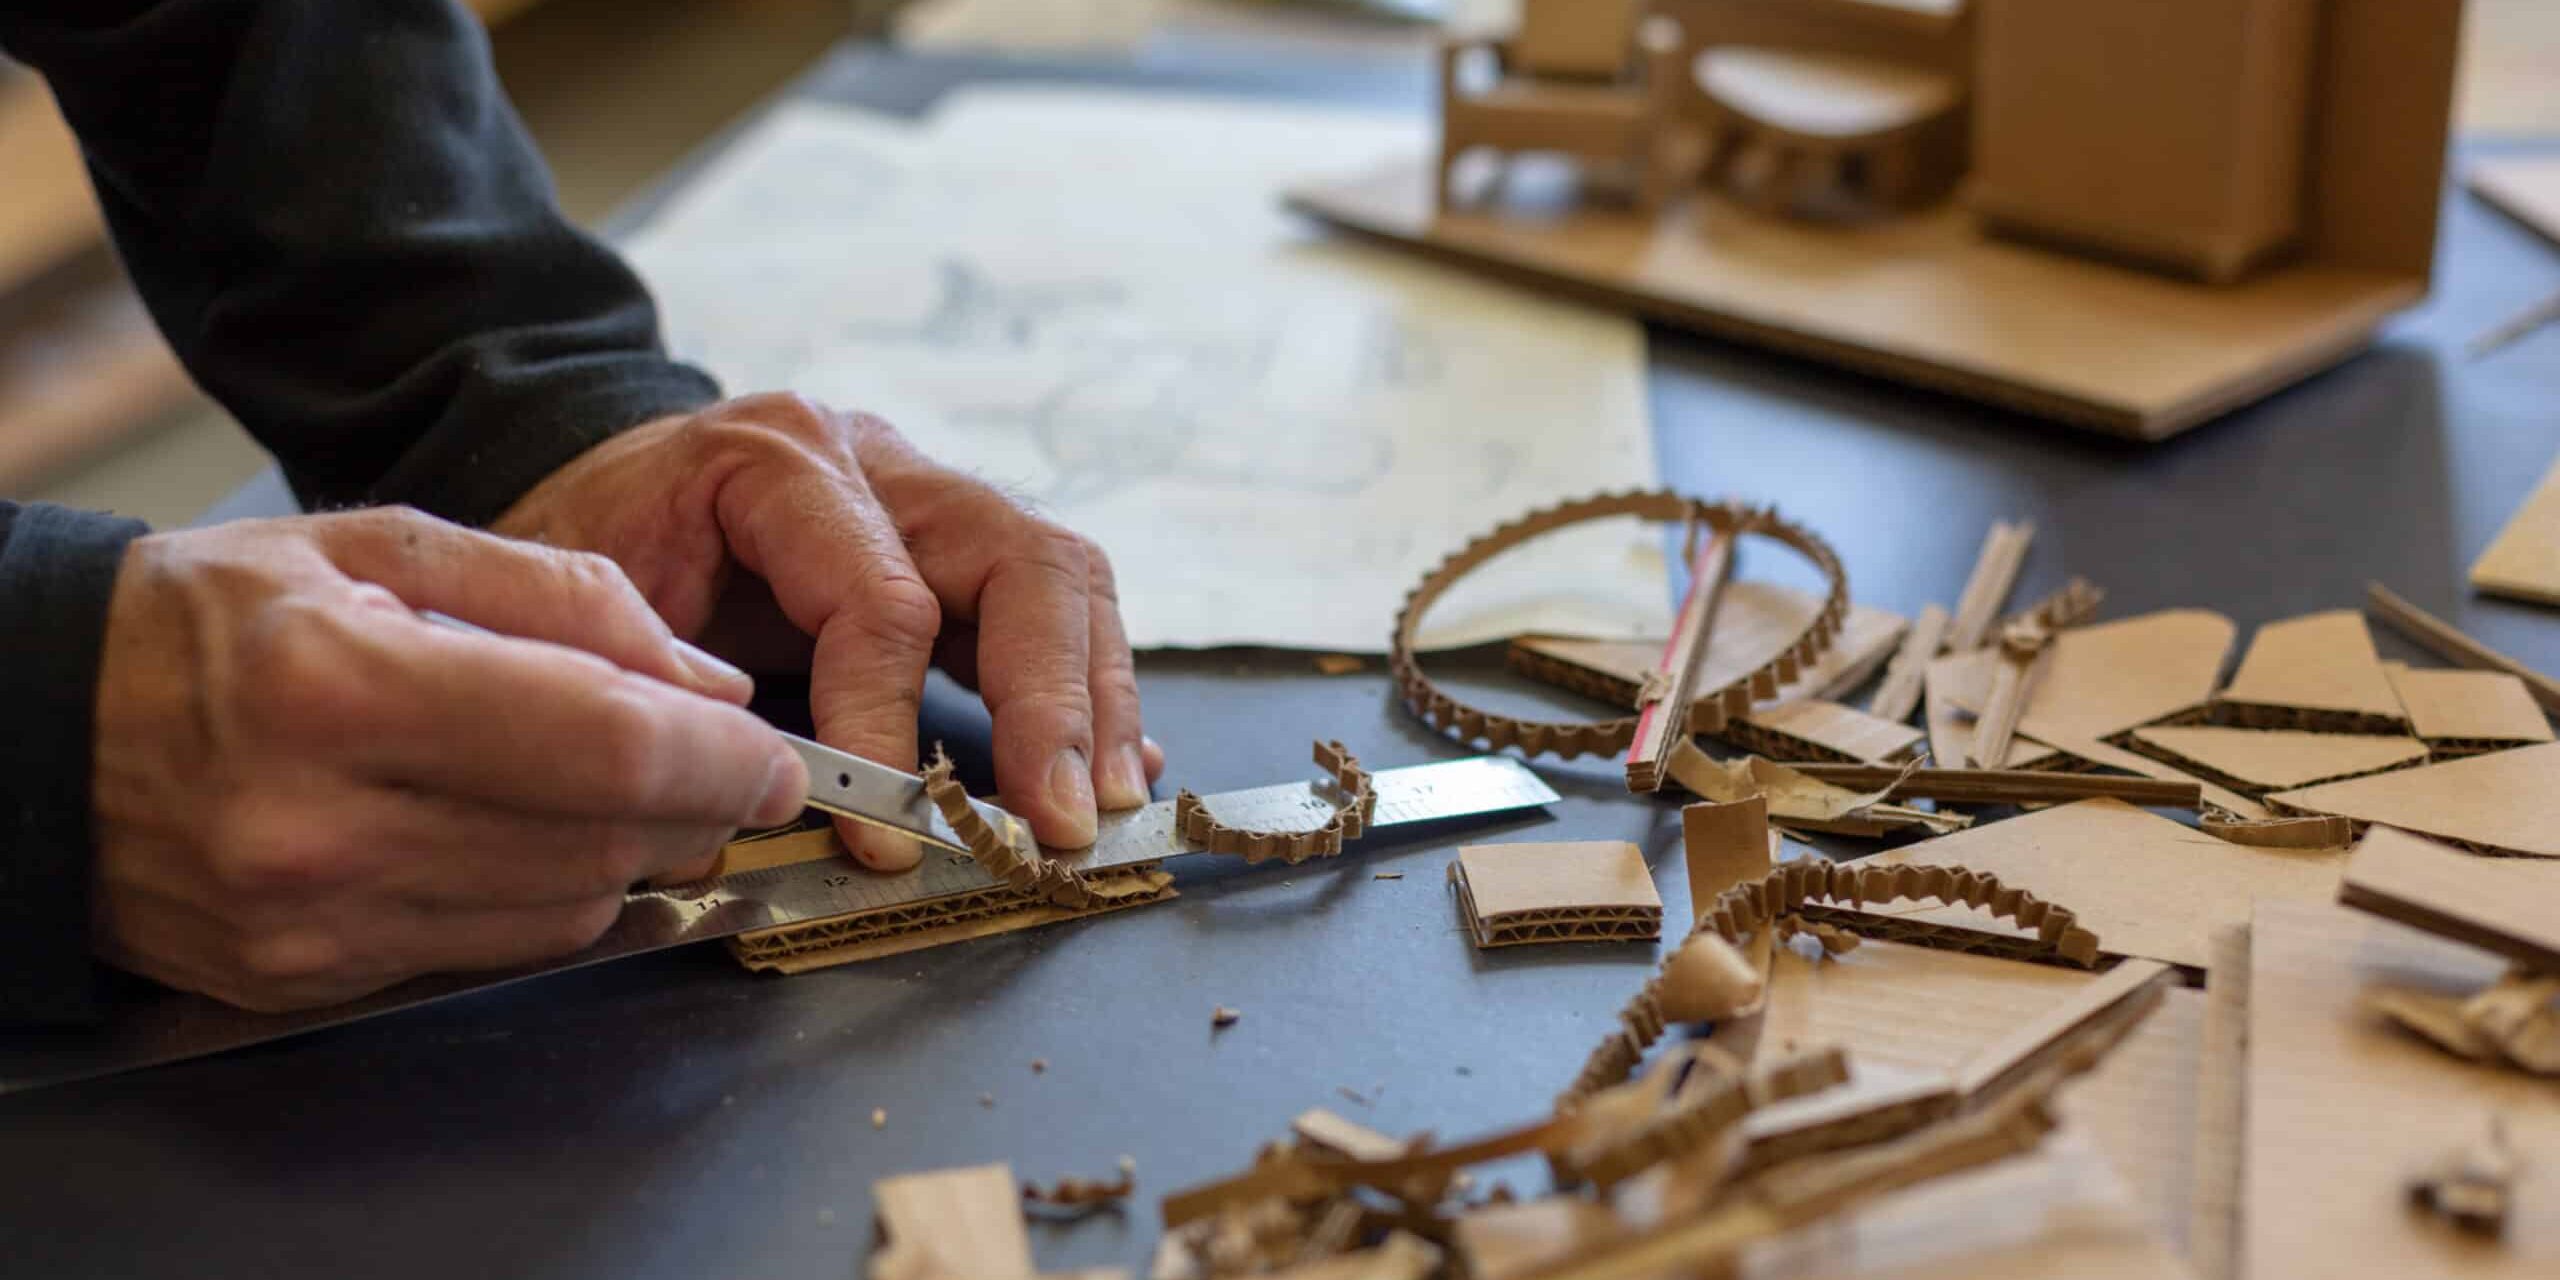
[{"x1": 1289, "y1": 0, "x2": 2466, "y2": 439}]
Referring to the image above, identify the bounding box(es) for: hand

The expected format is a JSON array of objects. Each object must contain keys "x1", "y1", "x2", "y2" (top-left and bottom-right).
[
  {"x1": 91, "y1": 509, "x2": 808, "y2": 1012},
  {"x1": 493, "y1": 393, "x2": 1163, "y2": 864}
]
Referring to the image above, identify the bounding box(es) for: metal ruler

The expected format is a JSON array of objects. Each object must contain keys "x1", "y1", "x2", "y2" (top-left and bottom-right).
[{"x1": 0, "y1": 756, "x2": 1556, "y2": 1096}]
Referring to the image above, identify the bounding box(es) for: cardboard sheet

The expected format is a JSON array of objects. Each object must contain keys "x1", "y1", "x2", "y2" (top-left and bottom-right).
[
  {"x1": 2467, "y1": 451, "x2": 2560, "y2": 608},
  {"x1": 1511, "y1": 587, "x2": 1910, "y2": 715},
  {"x1": 2214, "y1": 610, "x2": 2406, "y2": 728},
  {"x1": 2384, "y1": 666, "x2": 2556, "y2": 748},
  {"x1": 2469, "y1": 157, "x2": 2560, "y2": 246},
  {"x1": 1838, "y1": 798, "x2": 2344, "y2": 970},
  {"x1": 625, "y1": 92, "x2": 1664, "y2": 651},
  {"x1": 2268, "y1": 741, "x2": 2560, "y2": 858},
  {"x1": 1451, "y1": 841, "x2": 1662, "y2": 947},
  {"x1": 2243, "y1": 901, "x2": 2560, "y2": 1279},
  {"x1": 1938, "y1": 609, "x2": 2237, "y2": 746},
  {"x1": 2126, "y1": 725, "x2": 2429, "y2": 793},
  {"x1": 1746, "y1": 938, "x2": 2204, "y2": 1254},
  {"x1": 2338, "y1": 825, "x2": 2560, "y2": 972}
]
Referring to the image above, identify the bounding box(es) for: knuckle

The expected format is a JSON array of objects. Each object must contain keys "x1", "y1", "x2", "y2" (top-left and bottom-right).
[{"x1": 856, "y1": 572, "x2": 943, "y2": 652}]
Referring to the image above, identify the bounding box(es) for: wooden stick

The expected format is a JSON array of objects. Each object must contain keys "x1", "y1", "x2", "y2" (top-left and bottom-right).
[
  {"x1": 1864, "y1": 603, "x2": 1947, "y2": 725},
  {"x1": 2365, "y1": 582, "x2": 2560, "y2": 716},
  {"x1": 1944, "y1": 520, "x2": 2033, "y2": 652},
  {"x1": 1781, "y1": 764, "x2": 2202, "y2": 808},
  {"x1": 1625, "y1": 526, "x2": 1737, "y2": 792}
]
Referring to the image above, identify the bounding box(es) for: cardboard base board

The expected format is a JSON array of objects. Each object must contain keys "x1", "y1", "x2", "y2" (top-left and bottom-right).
[{"x1": 1286, "y1": 159, "x2": 2419, "y2": 439}]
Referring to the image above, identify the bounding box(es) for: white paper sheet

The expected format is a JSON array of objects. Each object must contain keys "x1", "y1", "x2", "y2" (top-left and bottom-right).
[{"x1": 625, "y1": 90, "x2": 1665, "y2": 651}]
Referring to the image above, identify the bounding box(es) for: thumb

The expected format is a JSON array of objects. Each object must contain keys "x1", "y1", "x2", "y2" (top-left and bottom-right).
[{"x1": 310, "y1": 507, "x2": 754, "y2": 705}]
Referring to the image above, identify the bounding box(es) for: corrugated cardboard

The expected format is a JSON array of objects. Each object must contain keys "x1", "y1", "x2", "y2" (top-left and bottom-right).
[
  {"x1": 1683, "y1": 797, "x2": 1775, "y2": 926},
  {"x1": 1836, "y1": 798, "x2": 2343, "y2": 970},
  {"x1": 2267, "y1": 741, "x2": 2560, "y2": 859},
  {"x1": 2243, "y1": 901, "x2": 2560, "y2": 1279},
  {"x1": 1968, "y1": 0, "x2": 2321, "y2": 282},
  {"x1": 1941, "y1": 609, "x2": 2237, "y2": 746},
  {"x1": 2383, "y1": 666, "x2": 2555, "y2": 751},
  {"x1": 1744, "y1": 937, "x2": 2204, "y2": 1254},
  {"x1": 1509, "y1": 586, "x2": 1909, "y2": 725},
  {"x1": 870, "y1": 1163, "x2": 1037, "y2": 1279},
  {"x1": 2125, "y1": 725, "x2": 2429, "y2": 795},
  {"x1": 1728, "y1": 698, "x2": 1928, "y2": 765},
  {"x1": 1452, "y1": 840, "x2": 1663, "y2": 947},
  {"x1": 2189, "y1": 926, "x2": 2251, "y2": 1280},
  {"x1": 2466, "y1": 452, "x2": 2560, "y2": 608},
  {"x1": 2337, "y1": 824, "x2": 2560, "y2": 972},
  {"x1": 2213, "y1": 610, "x2": 2407, "y2": 731}
]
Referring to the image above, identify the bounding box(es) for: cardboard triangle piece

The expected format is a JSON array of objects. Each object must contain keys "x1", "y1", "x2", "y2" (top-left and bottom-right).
[
  {"x1": 2267, "y1": 741, "x2": 2560, "y2": 859},
  {"x1": 2213, "y1": 610, "x2": 2408, "y2": 732},
  {"x1": 2468, "y1": 452, "x2": 2560, "y2": 607},
  {"x1": 2338, "y1": 824, "x2": 2560, "y2": 972},
  {"x1": 2125, "y1": 725, "x2": 2428, "y2": 794},
  {"x1": 2383, "y1": 665, "x2": 2555, "y2": 751},
  {"x1": 1833, "y1": 798, "x2": 2344, "y2": 970}
]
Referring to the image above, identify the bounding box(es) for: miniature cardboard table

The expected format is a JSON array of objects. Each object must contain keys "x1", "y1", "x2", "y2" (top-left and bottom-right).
[{"x1": 8, "y1": 42, "x2": 2560, "y2": 1280}]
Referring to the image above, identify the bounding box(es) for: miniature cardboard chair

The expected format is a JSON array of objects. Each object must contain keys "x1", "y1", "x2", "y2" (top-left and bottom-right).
[{"x1": 1437, "y1": 0, "x2": 1687, "y2": 212}]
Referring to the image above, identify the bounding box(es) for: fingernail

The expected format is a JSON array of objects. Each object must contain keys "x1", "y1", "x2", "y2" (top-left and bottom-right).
[
  {"x1": 1096, "y1": 743, "x2": 1151, "y2": 811},
  {"x1": 673, "y1": 637, "x2": 754, "y2": 699},
  {"x1": 753, "y1": 749, "x2": 808, "y2": 828},
  {"x1": 850, "y1": 826, "x2": 925, "y2": 873},
  {"x1": 1048, "y1": 747, "x2": 1099, "y2": 846}
]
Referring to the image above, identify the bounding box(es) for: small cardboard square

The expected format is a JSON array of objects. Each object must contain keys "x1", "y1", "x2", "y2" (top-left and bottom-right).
[
  {"x1": 1452, "y1": 841, "x2": 1661, "y2": 948},
  {"x1": 2125, "y1": 724, "x2": 2428, "y2": 794},
  {"x1": 2267, "y1": 740, "x2": 2560, "y2": 858},
  {"x1": 2468, "y1": 452, "x2": 2560, "y2": 607},
  {"x1": 1834, "y1": 798, "x2": 2343, "y2": 970},
  {"x1": 2244, "y1": 901, "x2": 2560, "y2": 1278},
  {"x1": 2385, "y1": 665, "x2": 2556, "y2": 749},
  {"x1": 2213, "y1": 609, "x2": 2408, "y2": 731}
]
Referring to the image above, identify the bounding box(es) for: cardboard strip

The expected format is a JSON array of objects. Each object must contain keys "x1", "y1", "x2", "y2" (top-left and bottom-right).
[
  {"x1": 2364, "y1": 582, "x2": 2560, "y2": 716},
  {"x1": 729, "y1": 869, "x2": 1177, "y2": 974},
  {"x1": 1782, "y1": 763, "x2": 2200, "y2": 808},
  {"x1": 1626, "y1": 526, "x2": 1738, "y2": 793},
  {"x1": 2188, "y1": 926, "x2": 2251, "y2": 1280},
  {"x1": 1718, "y1": 699, "x2": 1926, "y2": 765},
  {"x1": 2201, "y1": 812, "x2": 2355, "y2": 850},
  {"x1": 1681, "y1": 797, "x2": 1773, "y2": 926},
  {"x1": 1866, "y1": 602, "x2": 1949, "y2": 725},
  {"x1": 1946, "y1": 520, "x2": 2034, "y2": 653},
  {"x1": 1506, "y1": 588, "x2": 1910, "y2": 724}
]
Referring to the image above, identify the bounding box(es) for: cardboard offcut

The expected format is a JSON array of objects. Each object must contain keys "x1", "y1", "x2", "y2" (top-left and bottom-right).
[
  {"x1": 2467, "y1": 452, "x2": 2560, "y2": 609},
  {"x1": 1836, "y1": 798, "x2": 2343, "y2": 970},
  {"x1": 2243, "y1": 901, "x2": 2560, "y2": 1279},
  {"x1": 2337, "y1": 824, "x2": 2560, "y2": 973},
  {"x1": 2383, "y1": 665, "x2": 2555, "y2": 753},
  {"x1": 2268, "y1": 741, "x2": 2560, "y2": 859},
  {"x1": 2125, "y1": 724, "x2": 2429, "y2": 796},
  {"x1": 1451, "y1": 841, "x2": 1663, "y2": 948},
  {"x1": 2212, "y1": 609, "x2": 2408, "y2": 732}
]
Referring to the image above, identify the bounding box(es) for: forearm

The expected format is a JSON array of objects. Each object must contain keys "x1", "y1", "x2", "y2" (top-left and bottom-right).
[
  {"x1": 0, "y1": 502, "x2": 149, "y2": 1023},
  {"x1": 2, "y1": 0, "x2": 718, "y2": 526}
]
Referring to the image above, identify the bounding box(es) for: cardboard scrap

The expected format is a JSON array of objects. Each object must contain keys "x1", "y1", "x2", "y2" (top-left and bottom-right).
[
  {"x1": 1945, "y1": 608, "x2": 2237, "y2": 745},
  {"x1": 2201, "y1": 812, "x2": 2355, "y2": 850},
  {"x1": 2243, "y1": 901, "x2": 2560, "y2": 1279},
  {"x1": 2337, "y1": 824, "x2": 2560, "y2": 973},
  {"x1": 2269, "y1": 741, "x2": 2560, "y2": 859},
  {"x1": 1946, "y1": 520, "x2": 2034, "y2": 653},
  {"x1": 1668, "y1": 744, "x2": 1965, "y2": 837},
  {"x1": 1739, "y1": 938, "x2": 2204, "y2": 1256},
  {"x1": 2365, "y1": 582, "x2": 2560, "y2": 717},
  {"x1": 1837, "y1": 798, "x2": 2343, "y2": 970},
  {"x1": 870, "y1": 1163, "x2": 1036, "y2": 1280},
  {"x1": 1723, "y1": 698, "x2": 1928, "y2": 766},
  {"x1": 2125, "y1": 724, "x2": 2429, "y2": 794},
  {"x1": 1681, "y1": 796, "x2": 1774, "y2": 926},
  {"x1": 2213, "y1": 610, "x2": 2409, "y2": 732},
  {"x1": 2385, "y1": 665, "x2": 2555, "y2": 751},
  {"x1": 1867, "y1": 603, "x2": 1949, "y2": 726},
  {"x1": 1450, "y1": 841, "x2": 1663, "y2": 948},
  {"x1": 2188, "y1": 926, "x2": 2251, "y2": 1280},
  {"x1": 2466, "y1": 448, "x2": 2560, "y2": 608}
]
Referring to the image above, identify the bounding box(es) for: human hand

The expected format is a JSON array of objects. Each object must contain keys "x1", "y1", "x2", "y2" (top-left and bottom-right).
[
  {"x1": 493, "y1": 393, "x2": 1162, "y2": 865},
  {"x1": 91, "y1": 509, "x2": 809, "y2": 1012}
]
